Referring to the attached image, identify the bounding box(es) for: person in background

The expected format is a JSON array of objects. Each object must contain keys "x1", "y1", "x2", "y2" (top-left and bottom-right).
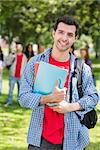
[
  {"x1": 25, "y1": 44, "x2": 34, "y2": 61},
  {"x1": 19, "y1": 16, "x2": 99, "y2": 150},
  {"x1": 70, "y1": 44, "x2": 75, "y2": 54},
  {"x1": 80, "y1": 48, "x2": 96, "y2": 86},
  {"x1": 5, "y1": 42, "x2": 27, "y2": 106},
  {"x1": 80, "y1": 48, "x2": 92, "y2": 71},
  {"x1": 0, "y1": 46, "x2": 4, "y2": 62},
  {"x1": 0, "y1": 46, "x2": 4, "y2": 95},
  {"x1": 38, "y1": 44, "x2": 45, "y2": 54}
]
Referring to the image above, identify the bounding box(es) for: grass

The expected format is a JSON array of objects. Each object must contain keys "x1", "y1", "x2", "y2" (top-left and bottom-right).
[
  {"x1": 0, "y1": 61, "x2": 100, "y2": 150},
  {"x1": 0, "y1": 69, "x2": 31, "y2": 150},
  {"x1": 0, "y1": 93, "x2": 31, "y2": 150}
]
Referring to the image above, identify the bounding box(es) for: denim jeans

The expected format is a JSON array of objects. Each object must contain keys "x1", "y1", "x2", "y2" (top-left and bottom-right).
[
  {"x1": 28, "y1": 139, "x2": 86, "y2": 150},
  {"x1": 6, "y1": 76, "x2": 21, "y2": 104}
]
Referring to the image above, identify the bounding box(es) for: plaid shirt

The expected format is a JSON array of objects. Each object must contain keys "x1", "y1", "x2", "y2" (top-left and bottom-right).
[{"x1": 19, "y1": 48, "x2": 99, "y2": 150}]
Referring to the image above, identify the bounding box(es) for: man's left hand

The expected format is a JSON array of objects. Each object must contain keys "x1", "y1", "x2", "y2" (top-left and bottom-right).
[
  {"x1": 50, "y1": 100, "x2": 81, "y2": 113},
  {"x1": 50, "y1": 100, "x2": 71, "y2": 113}
]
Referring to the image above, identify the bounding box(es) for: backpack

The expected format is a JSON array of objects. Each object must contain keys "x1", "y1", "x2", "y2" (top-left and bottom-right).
[
  {"x1": 69, "y1": 58, "x2": 97, "y2": 129},
  {"x1": 5, "y1": 53, "x2": 15, "y2": 70}
]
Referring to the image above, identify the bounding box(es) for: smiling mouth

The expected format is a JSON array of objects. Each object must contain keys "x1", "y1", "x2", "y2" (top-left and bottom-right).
[{"x1": 59, "y1": 41, "x2": 68, "y2": 47}]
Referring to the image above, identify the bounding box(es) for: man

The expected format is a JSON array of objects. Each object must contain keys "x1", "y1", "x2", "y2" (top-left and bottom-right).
[
  {"x1": 6, "y1": 42, "x2": 27, "y2": 105},
  {"x1": 19, "y1": 16, "x2": 99, "y2": 150}
]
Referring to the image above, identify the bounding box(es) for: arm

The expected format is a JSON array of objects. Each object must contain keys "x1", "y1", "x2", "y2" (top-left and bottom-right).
[
  {"x1": 50, "y1": 64, "x2": 99, "y2": 114},
  {"x1": 40, "y1": 80, "x2": 81, "y2": 113},
  {"x1": 49, "y1": 101, "x2": 81, "y2": 114},
  {"x1": 19, "y1": 57, "x2": 66, "y2": 109},
  {"x1": 40, "y1": 81, "x2": 67, "y2": 105},
  {"x1": 18, "y1": 57, "x2": 42, "y2": 109},
  {"x1": 77, "y1": 64, "x2": 99, "y2": 112}
]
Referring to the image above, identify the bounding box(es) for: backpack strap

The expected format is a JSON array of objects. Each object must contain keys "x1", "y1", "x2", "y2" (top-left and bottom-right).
[
  {"x1": 69, "y1": 58, "x2": 84, "y2": 103},
  {"x1": 69, "y1": 58, "x2": 97, "y2": 128}
]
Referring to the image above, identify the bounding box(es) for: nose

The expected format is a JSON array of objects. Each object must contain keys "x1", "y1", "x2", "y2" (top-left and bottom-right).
[{"x1": 63, "y1": 34, "x2": 68, "y2": 41}]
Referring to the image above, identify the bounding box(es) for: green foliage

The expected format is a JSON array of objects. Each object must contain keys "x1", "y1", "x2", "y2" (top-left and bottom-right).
[
  {"x1": 0, "y1": 0, "x2": 100, "y2": 55},
  {"x1": 75, "y1": 34, "x2": 93, "y2": 49}
]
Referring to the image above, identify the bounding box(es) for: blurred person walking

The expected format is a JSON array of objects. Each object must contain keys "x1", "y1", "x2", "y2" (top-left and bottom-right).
[
  {"x1": 25, "y1": 44, "x2": 34, "y2": 61},
  {"x1": 80, "y1": 48, "x2": 96, "y2": 86},
  {"x1": 80, "y1": 48, "x2": 92, "y2": 71},
  {"x1": 5, "y1": 42, "x2": 27, "y2": 106},
  {"x1": 70, "y1": 45, "x2": 75, "y2": 54},
  {"x1": 0, "y1": 46, "x2": 4, "y2": 95}
]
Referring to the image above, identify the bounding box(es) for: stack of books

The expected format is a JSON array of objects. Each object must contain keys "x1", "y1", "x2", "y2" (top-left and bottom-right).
[{"x1": 34, "y1": 61, "x2": 68, "y2": 95}]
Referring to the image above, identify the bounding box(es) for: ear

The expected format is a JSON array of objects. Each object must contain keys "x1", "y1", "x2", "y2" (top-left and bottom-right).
[
  {"x1": 75, "y1": 35, "x2": 79, "y2": 41},
  {"x1": 52, "y1": 30, "x2": 55, "y2": 38}
]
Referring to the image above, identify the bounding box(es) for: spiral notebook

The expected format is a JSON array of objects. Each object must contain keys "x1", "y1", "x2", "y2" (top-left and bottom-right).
[{"x1": 34, "y1": 61, "x2": 68, "y2": 95}]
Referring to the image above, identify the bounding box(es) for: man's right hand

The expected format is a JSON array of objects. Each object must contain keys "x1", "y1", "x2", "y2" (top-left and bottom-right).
[{"x1": 40, "y1": 80, "x2": 67, "y2": 105}]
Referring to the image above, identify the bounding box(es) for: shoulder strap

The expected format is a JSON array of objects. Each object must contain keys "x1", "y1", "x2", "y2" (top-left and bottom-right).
[{"x1": 69, "y1": 58, "x2": 84, "y2": 103}]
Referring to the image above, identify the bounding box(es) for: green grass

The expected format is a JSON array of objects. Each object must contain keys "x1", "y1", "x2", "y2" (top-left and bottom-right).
[
  {"x1": 0, "y1": 65, "x2": 100, "y2": 150},
  {"x1": 0, "y1": 72, "x2": 31, "y2": 150},
  {"x1": 0, "y1": 92, "x2": 31, "y2": 149}
]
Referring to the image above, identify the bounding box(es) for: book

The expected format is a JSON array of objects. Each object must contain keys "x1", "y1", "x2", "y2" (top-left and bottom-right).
[{"x1": 34, "y1": 61, "x2": 68, "y2": 95}]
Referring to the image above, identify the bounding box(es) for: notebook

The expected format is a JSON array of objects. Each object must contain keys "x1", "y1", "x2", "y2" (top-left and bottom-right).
[{"x1": 34, "y1": 61, "x2": 68, "y2": 95}]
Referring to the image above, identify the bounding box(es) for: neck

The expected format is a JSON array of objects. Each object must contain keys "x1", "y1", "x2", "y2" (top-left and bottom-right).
[
  {"x1": 17, "y1": 52, "x2": 22, "y2": 54},
  {"x1": 51, "y1": 48, "x2": 70, "y2": 62}
]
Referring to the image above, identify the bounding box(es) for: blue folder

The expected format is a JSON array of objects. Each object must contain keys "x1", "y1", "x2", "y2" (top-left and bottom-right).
[{"x1": 34, "y1": 61, "x2": 68, "y2": 95}]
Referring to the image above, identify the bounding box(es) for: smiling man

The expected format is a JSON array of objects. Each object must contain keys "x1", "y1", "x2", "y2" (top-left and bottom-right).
[{"x1": 19, "y1": 16, "x2": 99, "y2": 150}]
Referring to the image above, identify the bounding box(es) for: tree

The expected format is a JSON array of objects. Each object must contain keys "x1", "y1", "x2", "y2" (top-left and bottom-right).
[{"x1": 0, "y1": 0, "x2": 100, "y2": 57}]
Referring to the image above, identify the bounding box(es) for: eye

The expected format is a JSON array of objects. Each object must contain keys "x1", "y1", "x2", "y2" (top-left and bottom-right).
[
  {"x1": 58, "y1": 30, "x2": 64, "y2": 34},
  {"x1": 68, "y1": 33, "x2": 74, "y2": 37}
]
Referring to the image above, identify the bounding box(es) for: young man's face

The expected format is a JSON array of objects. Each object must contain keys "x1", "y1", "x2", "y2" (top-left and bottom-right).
[
  {"x1": 16, "y1": 44, "x2": 23, "y2": 53},
  {"x1": 52, "y1": 22, "x2": 77, "y2": 52}
]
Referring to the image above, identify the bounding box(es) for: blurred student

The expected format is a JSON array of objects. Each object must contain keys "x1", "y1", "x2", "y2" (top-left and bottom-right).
[
  {"x1": 38, "y1": 44, "x2": 45, "y2": 54},
  {"x1": 25, "y1": 44, "x2": 34, "y2": 61},
  {"x1": 80, "y1": 48, "x2": 92, "y2": 70},
  {"x1": 0, "y1": 46, "x2": 4, "y2": 95},
  {"x1": 5, "y1": 42, "x2": 27, "y2": 105},
  {"x1": 80, "y1": 48, "x2": 96, "y2": 86},
  {"x1": 70, "y1": 45, "x2": 75, "y2": 54},
  {"x1": 0, "y1": 46, "x2": 4, "y2": 62}
]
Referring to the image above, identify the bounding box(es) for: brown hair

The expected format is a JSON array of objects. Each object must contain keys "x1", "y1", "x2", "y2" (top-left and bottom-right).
[
  {"x1": 53, "y1": 15, "x2": 79, "y2": 36},
  {"x1": 80, "y1": 48, "x2": 90, "y2": 59}
]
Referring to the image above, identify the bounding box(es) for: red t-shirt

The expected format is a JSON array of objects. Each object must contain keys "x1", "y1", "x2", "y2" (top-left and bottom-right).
[
  {"x1": 15, "y1": 54, "x2": 23, "y2": 78},
  {"x1": 42, "y1": 55, "x2": 70, "y2": 144}
]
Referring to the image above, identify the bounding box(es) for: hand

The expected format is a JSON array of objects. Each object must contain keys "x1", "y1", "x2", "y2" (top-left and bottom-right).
[
  {"x1": 50, "y1": 101, "x2": 81, "y2": 113},
  {"x1": 49, "y1": 80, "x2": 67, "y2": 103},
  {"x1": 40, "y1": 80, "x2": 67, "y2": 104},
  {"x1": 50, "y1": 100, "x2": 71, "y2": 113}
]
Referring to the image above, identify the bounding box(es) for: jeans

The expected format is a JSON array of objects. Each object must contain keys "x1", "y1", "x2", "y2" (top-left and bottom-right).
[
  {"x1": 6, "y1": 76, "x2": 21, "y2": 104},
  {"x1": 28, "y1": 138, "x2": 62, "y2": 150},
  {"x1": 28, "y1": 144, "x2": 86, "y2": 150}
]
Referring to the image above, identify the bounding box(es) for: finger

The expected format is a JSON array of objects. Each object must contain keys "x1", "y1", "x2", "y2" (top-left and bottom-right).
[
  {"x1": 50, "y1": 106, "x2": 58, "y2": 109},
  {"x1": 55, "y1": 80, "x2": 61, "y2": 91},
  {"x1": 63, "y1": 87, "x2": 67, "y2": 92},
  {"x1": 55, "y1": 80, "x2": 60, "y2": 88},
  {"x1": 51, "y1": 105, "x2": 61, "y2": 111},
  {"x1": 59, "y1": 87, "x2": 67, "y2": 93}
]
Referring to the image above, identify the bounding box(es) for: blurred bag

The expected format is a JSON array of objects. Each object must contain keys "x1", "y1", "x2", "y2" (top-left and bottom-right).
[
  {"x1": 5, "y1": 52, "x2": 15, "y2": 70},
  {"x1": 80, "y1": 109, "x2": 97, "y2": 129}
]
